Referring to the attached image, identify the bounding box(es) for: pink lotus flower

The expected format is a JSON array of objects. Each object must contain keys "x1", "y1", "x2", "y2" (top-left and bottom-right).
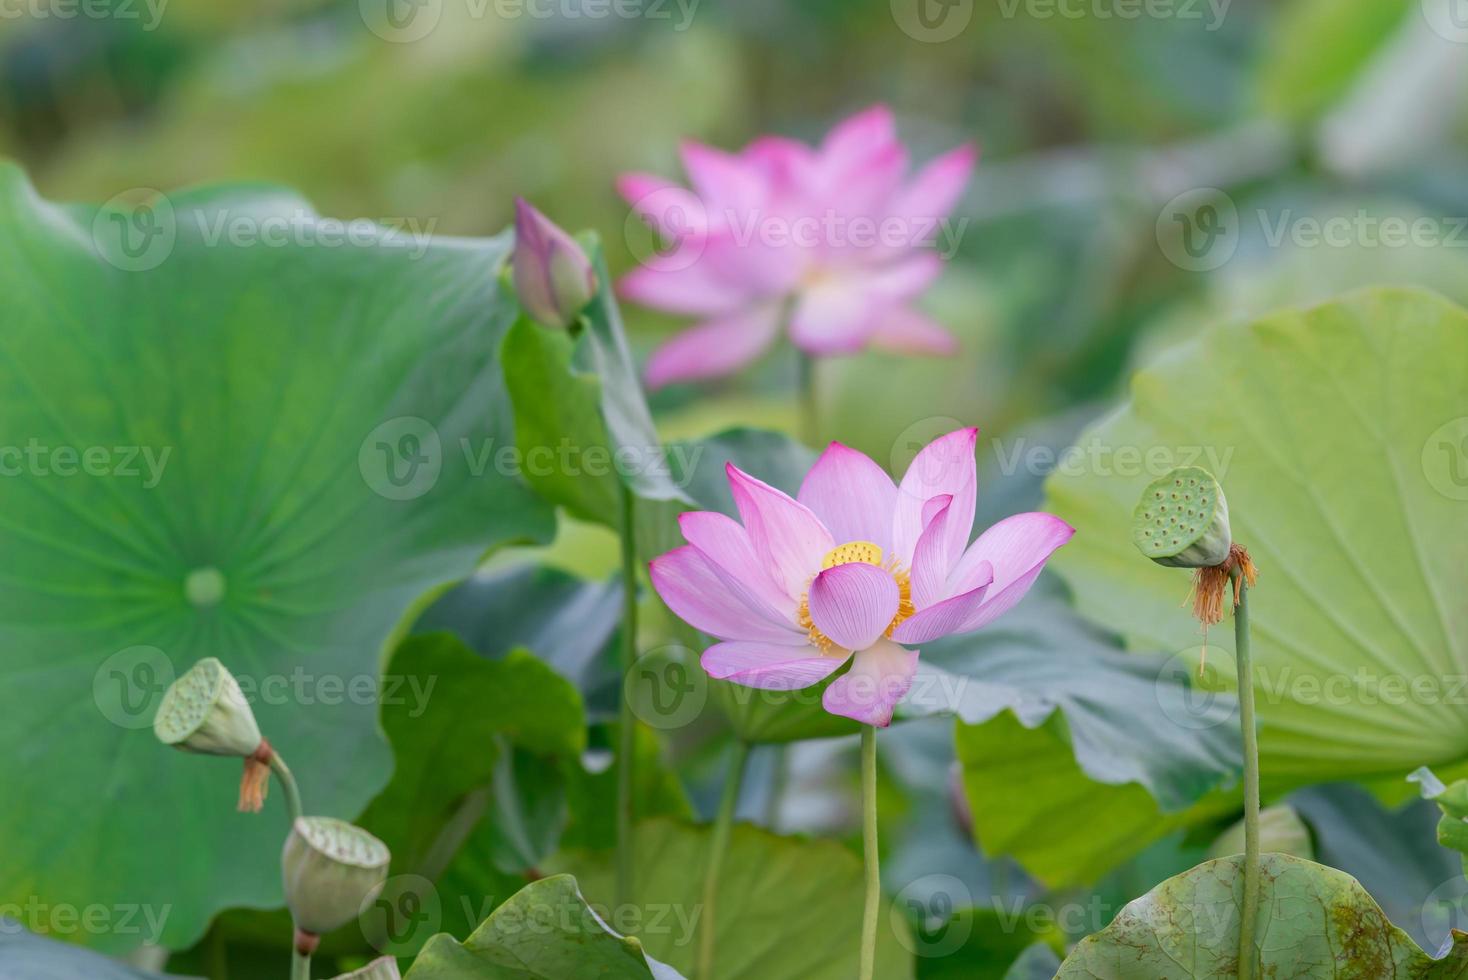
[
  {"x1": 649, "y1": 428, "x2": 1074, "y2": 726},
  {"x1": 618, "y1": 106, "x2": 976, "y2": 389}
]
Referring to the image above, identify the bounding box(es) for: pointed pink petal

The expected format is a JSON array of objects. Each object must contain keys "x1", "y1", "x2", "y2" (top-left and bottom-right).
[
  {"x1": 679, "y1": 510, "x2": 798, "y2": 624},
  {"x1": 947, "y1": 513, "x2": 1075, "y2": 631},
  {"x1": 680, "y1": 140, "x2": 767, "y2": 217},
  {"x1": 892, "y1": 563, "x2": 993, "y2": 644},
  {"x1": 726, "y1": 463, "x2": 834, "y2": 602},
  {"x1": 789, "y1": 281, "x2": 875, "y2": 355},
  {"x1": 618, "y1": 173, "x2": 711, "y2": 241},
  {"x1": 797, "y1": 442, "x2": 898, "y2": 553},
  {"x1": 820, "y1": 105, "x2": 897, "y2": 165},
  {"x1": 860, "y1": 254, "x2": 944, "y2": 303},
  {"x1": 650, "y1": 546, "x2": 808, "y2": 644},
  {"x1": 807, "y1": 562, "x2": 900, "y2": 652},
  {"x1": 821, "y1": 637, "x2": 918, "y2": 727},
  {"x1": 643, "y1": 304, "x2": 781, "y2": 389},
  {"x1": 892, "y1": 427, "x2": 978, "y2": 568},
  {"x1": 703, "y1": 641, "x2": 846, "y2": 691},
  {"x1": 909, "y1": 493, "x2": 956, "y2": 608},
  {"x1": 869, "y1": 309, "x2": 959, "y2": 356},
  {"x1": 618, "y1": 259, "x2": 749, "y2": 317},
  {"x1": 890, "y1": 144, "x2": 977, "y2": 225}
]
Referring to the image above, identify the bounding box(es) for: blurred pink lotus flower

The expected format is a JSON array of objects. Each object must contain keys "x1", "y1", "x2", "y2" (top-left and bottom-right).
[
  {"x1": 618, "y1": 106, "x2": 976, "y2": 389},
  {"x1": 649, "y1": 428, "x2": 1073, "y2": 726}
]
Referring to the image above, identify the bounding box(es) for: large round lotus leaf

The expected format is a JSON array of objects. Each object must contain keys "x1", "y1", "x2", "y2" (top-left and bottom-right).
[
  {"x1": 0, "y1": 167, "x2": 552, "y2": 951},
  {"x1": 1045, "y1": 287, "x2": 1468, "y2": 795}
]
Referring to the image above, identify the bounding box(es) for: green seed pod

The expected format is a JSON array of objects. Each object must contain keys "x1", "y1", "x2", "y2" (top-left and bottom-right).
[
  {"x1": 153, "y1": 657, "x2": 261, "y2": 757},
  {"x1": 1132, "y1": 466, "x2": 1232, "y2": 569},
  {"x1": 282, "y1": 817, "x2": 391, "y2": 937},
  {"x1": 332, "y1": 957, "x2": 401, "y2": 979}
]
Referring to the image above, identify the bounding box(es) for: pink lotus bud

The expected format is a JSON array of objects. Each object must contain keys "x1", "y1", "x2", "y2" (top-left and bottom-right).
[{"x1": 512, "y1": 198, "x2": 597, "y2": 329}]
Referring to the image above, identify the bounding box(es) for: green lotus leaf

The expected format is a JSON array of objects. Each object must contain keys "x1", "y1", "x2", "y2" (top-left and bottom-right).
[
  {"x1": 0, "y1": 924, "x2": 194, "y2": 979},
  {"x1": 403, "y1": 874, "x2": 687, "y2": 980},
  {"x1": 0, "y1": 166, "x2": 553, "y2": 950},
  {"x1": 1045, "y1": 287, "x2": 1468, "y2": 798},
  {"x1": 547, "y1": 818, "x2": 914, "y2": 980},
  {"x1": 1055, "y1": 853, "x2": 1468, "y2": 978}
]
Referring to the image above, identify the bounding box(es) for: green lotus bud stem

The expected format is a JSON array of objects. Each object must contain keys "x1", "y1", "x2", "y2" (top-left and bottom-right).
[
  {"x1": 154, "y1": 657, "x2": 291, "y2": 813},
  {"x1": 282, "y1": 817, "x2": 391, "y2": 939},
  {"x1": 512, "y1": 197, "x2": 597, "y2": 330},
  {"x1": 332, "y1": 957, "x2": 402, "y2": 980}
]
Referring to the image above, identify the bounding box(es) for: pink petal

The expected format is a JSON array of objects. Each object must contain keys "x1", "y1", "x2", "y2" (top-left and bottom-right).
[
  {"x1": 617, "y1": 173, "x2": 711, "y2": 241},
  {"x1": 679, "y1": 510, "x2": 798, "y2": 624},
  {"x1": 650, "y1": 546, "x2": 808, "y2": 644},
  {"x1": 820, "y1": 105, "x2": 897, "y2": 167},
  {"x1": 891, "y1": 563, "x2": 993, "y2": 644},
  {"x1": 892, "y1": 427, "x2": 978, "y2": 568},
  {"x1": 890, "y1": 144, "x2": 977, "y2": 226},
  {"x1": 796, "y1": 442, "x2": 897, "y2": 552},
  {"x1": 860, "y1": 254, "x2": 944, "y2": 303},
  {"x1": 909, "y1": 493, "x2": 956, "y2": 609},
  {"x1": 742, "y1": 136, "x2": 818, "y2": 193},
  {"x1": 789, "y1": 280, "x2": 875, "y2": 355},
  {"x1": 643, "y1": 304, "x2": 781, "y2": 389},
  {"x1": 619, "y1": 260, "x2": 749, "y2": 317},
  {"x1": 681, "y1": 140, "x2": 767, "y2": 218},
  {"x1": 703, "y1": 641, "x2": 846, "y2": 691},
  {"x1": 869, "y1": 309, "x2": 959, "y2": 356},
  {"x1": 947, "y1": 513, "x2": 1076, "y2": 630},
  {"x1": 821, "y1": 637, "x2": 918, "y2": 727},
  {"x1": 808, "y1": 562, "x2": 900, "y2": 652},
  {"x1": 726, "y1": 463, "x2": 834, "y2": 602}
]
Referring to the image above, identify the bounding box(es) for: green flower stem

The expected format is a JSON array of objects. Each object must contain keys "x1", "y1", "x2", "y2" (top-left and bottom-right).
[
  {"x1": 1233, "y1": 571, "x2": 1259, "y2": 980},
  {"x1": 616, "y1": 481, "x2": 638, "y2": 911},
  {"x1": 696, "y1": 740, "x2": 751, "y2": 980},
  {"x1": 291, "y1": 950, "x2": 310, "y2": 980},
  {"x1": 859, "y1": 725, "x2": 880, "y2": 980},
  {"x1": 270, "y1": 751, "x2": 304, "y2": 824},
  {"x1": 796, "y1": 349, "x2": 818, "y2": 446}
]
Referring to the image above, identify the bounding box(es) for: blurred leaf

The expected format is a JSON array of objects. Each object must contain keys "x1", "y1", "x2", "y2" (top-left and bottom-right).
[
  {"x1": 910, "y1": 906, "x2": 1064, "y2": 980},
  {"x1": 548, "y1": 818, "x2": 915, "y2": 980},
  {"x1": 1055, "y1": 853, "x2": 1468, "y2": 977},
  {"x1": 1003, "y1": 943, "x2": 1063, "y2": 980},
  {"x1": 559, "y1": 727, "x2": 694, "y2": 852},
  {"x1": 911, "y1": 591, "x2": 1241, "y2": 886},
  {"x1": 403, "y1": 875, "x2": 686, "y2": 980},
  {"x1": 0, "y1": 168, "x2": 552, "y2": 951},
  {"x1": 1046, "y1": 288, "x2": 1468, "y2": 798},
  {"x1": 1208, "y1": 803, "x2": 1313, "y2": 860},
  {"x1": 1256, "y1": 0, "x2": 1410, "y2": 119},
  {"x1": 0, "y1": 925, "x2": 194, "y2": 979}
]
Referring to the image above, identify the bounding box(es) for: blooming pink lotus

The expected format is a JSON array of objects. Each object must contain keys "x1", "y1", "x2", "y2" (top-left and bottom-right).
[
  {"x1": 618, "y1": 106, "x2": 976, "y2": 389},
  {"x1": 649, "y1": 428, "x2": 1074, "y2": 726}
]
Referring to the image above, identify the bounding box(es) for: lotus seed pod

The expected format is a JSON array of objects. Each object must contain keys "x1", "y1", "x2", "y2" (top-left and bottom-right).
[
  {"x1": 282, "y1": 817, "x2": 391, "y2": 937},
  {"x1": 153, "y1": 657, "x2": 261, "y2": 758},
  {"x1": 332, "y1": 957, "x2": 402, "y2": 979},
  {"x1": 1132, "y1": 466, "x2": 1232, "y2": 569}
]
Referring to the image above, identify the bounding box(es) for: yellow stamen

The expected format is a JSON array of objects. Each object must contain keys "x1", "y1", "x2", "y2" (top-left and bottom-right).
[{"x1": 797, "y1": 541, "x2": 916, "y2": 654}]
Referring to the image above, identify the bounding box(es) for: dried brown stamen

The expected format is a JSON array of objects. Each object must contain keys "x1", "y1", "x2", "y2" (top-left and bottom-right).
[{"x1": 239, "y1": 737, "x2": 273, "y2": 813}]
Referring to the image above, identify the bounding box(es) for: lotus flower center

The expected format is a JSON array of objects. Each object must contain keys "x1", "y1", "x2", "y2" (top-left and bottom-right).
[{"x1": 798, "y1": 540, "x2": 915, "y2": 654}]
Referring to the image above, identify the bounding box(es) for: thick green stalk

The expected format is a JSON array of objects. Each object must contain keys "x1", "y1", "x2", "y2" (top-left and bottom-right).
[
  {"x1": 270, "y1": 752, "x2": 303, "y2": 824},
  {"x1": 616, "y1": 482, "x2": 638, "y2": 911},
  {"x1": 859, "y1": 725, "x2": 880, "y2": 980},
  {"x1": 1233, "y1": 572, "x2": 1259, "y2": 980},
  {"x1": 291, "y1": 950, "x2": 310, "y2": 980},
  {"x1": 796, "y1": 350, "x2": 818, "y2": 446},
  {"x1": 697, "y1": 741, "x2": 751, "y2": 979}
]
